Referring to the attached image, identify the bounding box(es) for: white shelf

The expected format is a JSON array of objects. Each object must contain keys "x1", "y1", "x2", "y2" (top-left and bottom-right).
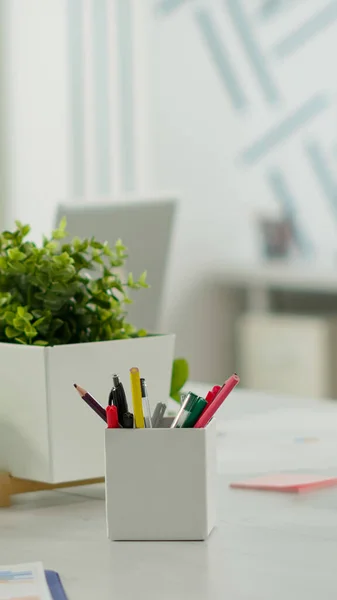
[{"x1": 218, "y1": 263, "x2": 337, "y2": 294}]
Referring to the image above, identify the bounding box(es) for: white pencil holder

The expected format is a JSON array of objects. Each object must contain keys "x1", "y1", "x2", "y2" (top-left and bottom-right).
[{"x1": 104, "y1": 419, "x2": 217, "y2": 541}]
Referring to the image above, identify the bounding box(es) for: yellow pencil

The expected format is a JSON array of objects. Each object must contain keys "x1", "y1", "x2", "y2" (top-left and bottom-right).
[{"x1": 130, "y1": 367, "x2": 145, "y2": 428}]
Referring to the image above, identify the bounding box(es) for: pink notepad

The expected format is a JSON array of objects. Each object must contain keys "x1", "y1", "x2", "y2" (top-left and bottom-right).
[{"x1": 230, "y1": 473, "x2": 337, "y2": 493}]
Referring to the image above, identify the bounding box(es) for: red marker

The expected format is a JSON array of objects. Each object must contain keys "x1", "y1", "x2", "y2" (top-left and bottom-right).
[
  {"x1": 205, "y1": 390, "x2": 214, "y2": 403},
  {"x1": 106, "y1": 405, "x2": 119, "y2": 429},
  {"x1": 205, "y1": 385, "x2": 221, "y2": 404},
  {"x1": 194, "y1": 374, "x2": 240, "y2": 428}
]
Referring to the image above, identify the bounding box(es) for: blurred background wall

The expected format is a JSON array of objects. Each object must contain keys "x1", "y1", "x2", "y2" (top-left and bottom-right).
[
  {"x1": 0, "y1": 0, "x2": 151, "y2": 239},
  {"x1": 1, "y1": 0, "x2": 337, "y2": 384},
  {"x1": 151, "y1": 0, "x2": 337, "y2": 380}
]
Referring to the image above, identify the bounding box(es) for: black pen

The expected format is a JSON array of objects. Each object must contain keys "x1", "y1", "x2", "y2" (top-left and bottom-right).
[
  {"x1": 123, "y1": 412, "x2": 134, "y2": 428},
  {"x1": 109, "y1": 374, "x2": 128, "y2": 425}
]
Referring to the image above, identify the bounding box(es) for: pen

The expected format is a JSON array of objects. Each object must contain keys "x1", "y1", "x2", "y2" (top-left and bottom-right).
[
  {"x1": 182, "y1": 396, "x2": 207, "y2": 428},
  {"x1": 130, "y1": 367, "x2": 145, "y2": 428},
  {"x1": 170, "y1": 394, "x2": 190, "y2": 428},
  {"x1": 74, "y1": 384, "x2": 107, "y2": 422},
  {"x1": 151, "y1": 403, "x2": 163, "y2": 428},
  {"x1": 106, "y1": 405, "x2": 119, "y2": 428},
  {"x1": 194, "y1": 373, "x2": 240, "y2": 428},
  {"x1": 140, "y1": 378, "x2": 152, "y2": 428},
  {"x1": 155, "y1": 403, "x2": 167, "y2": 428},
  {"x1": 158, "y1": 402, "x2": 167, "y2": 424},
  {"x1": 170, "y1": 392, "x2": 199, "y2": 428},
  {"x1": 123, "y1": 412, "x2": 134, "y2": 428},
  {"x1": 109, "y1": 374, "x2": 128, "y2": 425}
]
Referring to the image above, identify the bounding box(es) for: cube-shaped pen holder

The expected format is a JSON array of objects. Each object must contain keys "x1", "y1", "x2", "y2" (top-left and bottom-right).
[{"x1": 104, "y1": 419, "x2": 217, "y2": 541}]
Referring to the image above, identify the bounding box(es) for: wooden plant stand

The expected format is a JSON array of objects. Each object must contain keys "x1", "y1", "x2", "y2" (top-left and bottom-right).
[{"x1": 0, "y1": 471, "x2": 104, "y2": 507}]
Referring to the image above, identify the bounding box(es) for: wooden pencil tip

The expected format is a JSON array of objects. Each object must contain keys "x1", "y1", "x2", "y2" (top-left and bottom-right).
[{"x1": 74, "y1": 384, "x2": 86, "y2": 397}]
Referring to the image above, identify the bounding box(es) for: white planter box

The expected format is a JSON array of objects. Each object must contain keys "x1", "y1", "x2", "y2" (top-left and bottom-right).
[{"x1": 0, "y1": 334, "x2": 175, "y2": 483}]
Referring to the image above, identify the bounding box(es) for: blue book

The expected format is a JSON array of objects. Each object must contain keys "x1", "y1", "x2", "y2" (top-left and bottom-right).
[{"x1": 45, "y1": 570, "x2": 68, "y2": 600}]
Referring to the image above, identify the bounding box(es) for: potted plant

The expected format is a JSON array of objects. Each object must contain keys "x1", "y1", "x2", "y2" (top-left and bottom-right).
[{"x1": 0, "y1": 219, "x2": 175, "y2": 483}]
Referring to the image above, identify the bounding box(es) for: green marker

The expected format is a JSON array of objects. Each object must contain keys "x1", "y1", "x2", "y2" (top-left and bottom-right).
[
  {"x1": 182, "y1": 397, "x2": 207, "y2": 428},
  {"x1": 171, "y1": 392, "x2": 199, "y2": 428}
]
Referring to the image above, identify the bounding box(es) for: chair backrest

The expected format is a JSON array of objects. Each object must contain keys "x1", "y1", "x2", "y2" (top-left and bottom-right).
[{"x1": 54, "y1": 195, "x2": 177, "y2": 332}]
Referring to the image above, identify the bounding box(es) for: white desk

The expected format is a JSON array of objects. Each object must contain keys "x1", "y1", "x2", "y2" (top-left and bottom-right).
[
  {"x1": 216, "y1": 263, "x2": 337, "y2": 379},
  {"x1": 2, "y1": 387, "x2": 337, "y2": 600},
  {"x1": 219, "y1": 263, "x2": 337, "y2": 303}
]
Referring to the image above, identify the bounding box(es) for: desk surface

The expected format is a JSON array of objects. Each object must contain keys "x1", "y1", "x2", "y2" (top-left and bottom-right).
[{"x1": 2, "y1": 387, "x2": 337, "y2": 600}]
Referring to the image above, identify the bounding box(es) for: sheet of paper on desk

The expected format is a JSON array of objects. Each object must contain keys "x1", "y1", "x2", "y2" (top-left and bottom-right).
[
  {"x1": 230, "y1": 473, "x2": 337, "y2": 493},
  {"x1": 0, "y1": 562, "x2": 53, "y2": 600}
]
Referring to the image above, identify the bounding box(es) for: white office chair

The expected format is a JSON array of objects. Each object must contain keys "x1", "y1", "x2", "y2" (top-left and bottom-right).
[{"x1": 54, "y1": 195, "x2": 177, "y2": 332}]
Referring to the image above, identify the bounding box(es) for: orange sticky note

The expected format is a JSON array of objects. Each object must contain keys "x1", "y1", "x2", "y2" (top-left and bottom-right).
[{"x1": 230, "y1": 473, "x2": 337, "y2": 493}]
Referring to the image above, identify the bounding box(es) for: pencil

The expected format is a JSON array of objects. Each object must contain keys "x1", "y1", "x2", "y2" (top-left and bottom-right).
[
  {"x1": 74, "y1": 383, "x2": 107, "y2": 422},
  {"x1": 129, "y1": 367, "x2": 145, "y2": 428}
]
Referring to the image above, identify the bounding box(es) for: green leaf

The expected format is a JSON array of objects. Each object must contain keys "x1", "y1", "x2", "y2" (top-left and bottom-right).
[
  {"x1": 33, "y1": 339, "x2": 48, "y2": 346},
  {"x1": 24, "y1": 323, "x2": 37, "y2": 338},
  {"x1": 14, "y1": 222, "x2": 30, "y2": 237},
  {"x1": 5, "y1": 326, "x2": 20, "y2": 338},
  {"x1": 137, "y1": 328, "x2": 147, "y2": 337},
  {"x1": 72, "y1": 237, "x2": 83, "y2": 251},
  {"x1": 102, "y1": 242, "x2": 113, "y2": 257},
  {"x1": 13, "y1": 317, "x2": 27, "y2": 331},
  {"x1": 1, "y1": 231, "x2": 14, "y2": 240},
  {"x1": 17, "y1": 307, "x2": 26, "y2": 318},
  {"x1": 138, "y1": 271, "x2": 148, "y2": 287},
  {"x1": 92, "y1": 254, "x2": 104, "y2": 265},
  {"x1": 33, "y1": 316, "x2": 46, "y2": 329},
  {"x1": 90, "y1": 239, "x2": 103, "y2": 250},
  {"x1": 16, "y1": 307, "x2": 32, "y2": 322},
  {"x1": 50, "y1": 318, "x2": 64, "y2": 334},
  {"x1": 4, "y1": 311, "x2": 15, "y2": 325},
  {"x1": 14, "y1": 337, "x2": 28, "y2": 345},
  {"x1": 45, "y1": 241, "x2": 58, "y2": 252},
  {"x1": 0, "y1": 294, "x2": 10, "y2": 307},
  {"x1": 8, "y1": 248, "x2": 26, "y2": 261},
  {"x1": 115, "y1": 238, "x2": 126, "y2": 250},
  {"x1": 59, "y1": 216, "x2": 67, "y2": 231},
  {"x1": 89, "y1": 295, "x2": 111, "y2": 309},
  {"x1": 51, "y1": 218, "x2": 67, "y2": 240},
  {"x1": 21, "y1": 224, "x2": 31, "y2": 237},
  {"x1": 170, "y1": 358, "x2": 189, "y2": 402}
]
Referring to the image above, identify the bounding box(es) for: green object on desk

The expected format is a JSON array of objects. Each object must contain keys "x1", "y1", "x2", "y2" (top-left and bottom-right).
[
  {"x1": 182, "y1": 397, "x2": 207, "y2": 428},
  {"x1": 170, "y1": 358, "x2": 189, "y2": 402}
]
